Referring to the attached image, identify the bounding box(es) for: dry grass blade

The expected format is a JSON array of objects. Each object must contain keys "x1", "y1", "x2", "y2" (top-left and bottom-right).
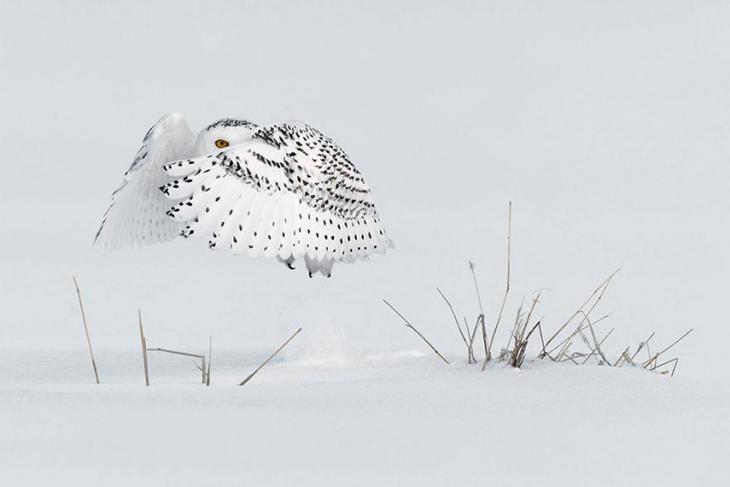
[
  {"x1": 540, "y1": 270, "x2": 619, "y2": 358},
  {"x1": 206, "y1": 336, "x2": 212, "y2": 386},
  {"x1": 655, "y1": 329, "x2": 693, "y2": 358},
  {"x1": 437, "y1": 288, "x2": 470, "y2": 358},
  {"x1": 468, "y1": 315, "x2": 482, "y2": 350},
  {"x1": 507, "y1": 292, "x2": 541, "y2": 368},
  {"x1": 239, "y1": 328, "x2": 303, "y2": 386},
  {"x1": 515, "y1": 320, "x2": 543, "y2": 367},
  {"x1": 503, "y1": 302, "x2": 524, "y2": 357},
  {"x1": 613, "y1": 346, "x2": 630, "y2": 367},
  {"x1": 146, "y1": 345, "x2": 208, "y2": 383},
  {"x1": 138, "y1": 309, "x2": 149, "y2": 387},
  {"x1": 536, "y1": 322, "x2": 552, "y2": 360},
  {"x1": 581, "y1": 328, "x2": 615, "y2": 365},
  {"x1": 556, "y1": 340, "x2": 572, "y2": 362},
  {"x1": 469, "y1": 261, "x2": 490, "y2": 362},
  {"x1": 561, "y1": 349, "x2": 579, "y2": 365},
  {"x1": 146, "y1": 348, "x2": 204, "y2": 359},
  {"x1": 484, "y1": 201, "x2": 512, "y2": 369},
  {"x1": 383, "y1": 299, "x2": 450, "y2": 365},
  {"x1": 545, "y1": 312, "x2": 612, "y2": 357},
  {"x1": 463, "y1": 316, "x2": 476, "y2": 363},
  {"x1": 652, "y1": 357, "x2": 680, "y2": 375},
  {"x1": 72, "y1": 277, "x2": 100, "y2": 384},
  {"x1": 585, "y1": 315, "x2": 611, "y2": 366},
  {"x1": 630, "y1": 332, "x2": 655, "y2": 361},
  {"x1": 642, "y1": 329, "x2": 693, "y2": 368}
]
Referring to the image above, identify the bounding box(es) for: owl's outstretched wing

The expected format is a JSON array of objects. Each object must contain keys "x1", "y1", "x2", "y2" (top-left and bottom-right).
[
  {"x1": 159, "y1": 122, "x2": 393, "y2": 275},
  {"x1": 94, "y1": 113, "x2": 196, "y2": 250}
]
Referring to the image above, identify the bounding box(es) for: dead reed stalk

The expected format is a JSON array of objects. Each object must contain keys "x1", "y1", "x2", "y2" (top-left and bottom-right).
[
  {"x1": 206, "y1": 336, "x2": 212, "y2": 386},
  {"x1": 138, "y1": 309, "x2": 149, "y2": 386},
  {"x1": 146, "y1": 347, "x2": 207, "y2": 383},
  {"x1": 383, "y1": 299, "x2": 450, "y2": 365},
  {"x1": 239, "y1": 328, "x2": 303, "y2": 386},
  {"x1": 469, "y1": 261, "x2": 489, "y2": 364},
  {"x1": 483, "y1": 201, "x2": 512, "y2": 370},
  {"x1": 72, "y1": 277, "x2": 100, "y2": 384},
  {"x1": 540, "y1": 270, "x2": 619, "y2": 359},
  {"x1": 437, "y1": 288, "x2": 474, "y2": 363},
  {"x1": 383, "y1": 203, "x2": 691, "y2": 376}
]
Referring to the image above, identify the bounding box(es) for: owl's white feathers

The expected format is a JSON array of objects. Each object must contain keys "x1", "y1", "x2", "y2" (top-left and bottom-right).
[
  {"x1": 95, "y1": 114, "x2": 392, "y2": 276},
  {"x1": 94, "y1": 113, "x2": 195, "y2": 250}
]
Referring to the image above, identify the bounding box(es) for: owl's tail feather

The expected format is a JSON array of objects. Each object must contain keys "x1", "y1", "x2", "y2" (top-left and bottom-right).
[{"x1": 304, "y1": 255, "x2": 335, "y2": 278}]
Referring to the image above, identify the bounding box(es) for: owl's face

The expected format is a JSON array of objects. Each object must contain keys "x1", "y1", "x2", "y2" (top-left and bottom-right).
[{"x1": 193, "y1": 118, "x2": 259, "y2": 157}]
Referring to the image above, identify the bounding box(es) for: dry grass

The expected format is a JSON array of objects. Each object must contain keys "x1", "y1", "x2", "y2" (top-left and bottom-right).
[
  {"x1": 384, "y1": 203, "x2": 692, "y2": 377},
  {"x1": 239, "y1": 328, "x2": 303, "y2": 386},
  {"x1": 137, "y1": 309, "x2": 211, "y2": 385},
  {"x1": 72, "y1": 277, "x2": 100, "y2": 384}
]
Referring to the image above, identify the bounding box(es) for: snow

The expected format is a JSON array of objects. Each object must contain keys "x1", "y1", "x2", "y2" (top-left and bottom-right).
[{"x1": 1, "y1": 350, "x2": 727, "y2": 486}]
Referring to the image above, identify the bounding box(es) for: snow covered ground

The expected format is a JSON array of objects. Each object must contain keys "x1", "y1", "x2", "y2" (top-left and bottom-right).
[{"x1": 1, "y1": 349, "x2": 727, "y2": 486}]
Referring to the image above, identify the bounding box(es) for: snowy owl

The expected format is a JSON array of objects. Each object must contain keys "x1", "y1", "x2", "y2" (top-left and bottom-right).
[{"x1": 94, "y1": 113, "x2": 393, "y2": 277}]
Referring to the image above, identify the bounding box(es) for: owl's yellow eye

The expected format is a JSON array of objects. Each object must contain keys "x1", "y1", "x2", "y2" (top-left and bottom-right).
[{"x1": 214, "y1": 139, "x2": 229, "y2": 149}]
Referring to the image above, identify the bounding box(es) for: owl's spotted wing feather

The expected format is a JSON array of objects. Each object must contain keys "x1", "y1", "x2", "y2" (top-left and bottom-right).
[
  {"x1": 94, "y1": 113, "x2": 196, "y2": 250},
  {"x1": 160, "y1": 122, "x2": 393, "y2": 275}
]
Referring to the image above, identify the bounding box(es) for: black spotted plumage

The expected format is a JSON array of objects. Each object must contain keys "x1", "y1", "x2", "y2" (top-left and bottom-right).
[
  {"x1": 95, "y1": 113, "x2": 392, "y2": 277},
  {"x1": 162, "y1": 121, "x2": 393, "y2": 275}
]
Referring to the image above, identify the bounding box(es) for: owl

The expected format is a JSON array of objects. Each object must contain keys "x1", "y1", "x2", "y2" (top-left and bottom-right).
[{"x1": 94, "y1": 113, "x2": 393, "y2": 277}]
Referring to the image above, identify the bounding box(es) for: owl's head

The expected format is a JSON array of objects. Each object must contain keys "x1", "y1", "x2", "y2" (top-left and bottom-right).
[{"x1": 194, "y1": 118, "x2": 259, "y2": 156}]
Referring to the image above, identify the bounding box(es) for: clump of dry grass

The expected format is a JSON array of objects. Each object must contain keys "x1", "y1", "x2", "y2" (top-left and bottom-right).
[
  {"x1": 384, "y1": 203, "x2": 692, "y2": 377},
  {"x1": 139, "y1": 308, "x2": 212, "y2": 386},
  {"x1": 71, "y1": 278, "x2": 304, "y2": 386}
]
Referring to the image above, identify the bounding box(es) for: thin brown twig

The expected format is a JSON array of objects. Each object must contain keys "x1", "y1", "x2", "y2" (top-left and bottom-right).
[
  {"x1": 206, "y1": 336, "x2": 212, "y2": 386},
  {"x1": 468, "y1": 315, "x2": 482, "y2": 350},
  {"x1": 562, "y1": 350, "x2": 579, "y2": 365},
  {"x1": 556, "y1": 340, "x2": 572, "y2": 362},
  {"x1": 540, "y1": 270, "x2": 619, "y2": 357},
  {"x1": 546, "y1": 312, "x2": 613, "y2": 357},
  {"x1": 463, "y1": 316, "x2": 475, "y2": 363},
  {"x1": 484, "y1": 201, "x2": 512, "y2": 369},
  {"x1": 239, "y1": 328, "x2": 303, "y2": 386},
  {"x1": 437, "y1": 288, "x2": 470, "y2": 356},
  {"x1": 146, "y1": 345, "x2": 208, "y2": 382},
  {"x1": 146, "y1": 348, "x2": 204, "y2": 359},
  {"x1": 642, "y1": 329, "x2": 693, "y2": 368},
  {"x1": 383, "y1": 300, "x2": 450, "y2": 365},
  {"x1": 613, "y1": 346, "x2": 631, "y2": 367},
  {"x1": 655, "y1": 329, "x2": 694, "y2": 360},
  {"x1": 469, "y1": 261, "x2": 490, "y2": 362},
  {"x1": 536, "y1": 322, "x2": 551, "y2": 360},
  {"x1": 503, "y1": 301, "x2": 524, "y2": 357},
  {"x1": 467, "y1": 315, "x2": 484, "y2": 364},
  {"x1": 631, "y1": 332, "x2": 655, "y2": 361},
  {"x1": 72, "y1": 277, "x2": 100, "y2": 384},
  {"x1": 585, "y1": 316, "x2": 611, "y2": 366},
  {"x1": 508, "y1": 292, "x2": 541, "y2": 367},
  {"x1": 138, "y1": 309, "x2": 149, "y2": 387},
  {"x1": 652, "y1": 357, "x2": 679, "y2": 374},
  {"x1": 201, "y1": 355, "x2": 207, "y2": 384},
  {"x1": 582, "y1": 328, "x2": 615, "y2": 365}
]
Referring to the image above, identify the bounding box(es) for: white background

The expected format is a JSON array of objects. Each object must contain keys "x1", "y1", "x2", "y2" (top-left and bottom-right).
[{"x1": 1, "y1": 0, "x2": 728, "y2": 380}]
